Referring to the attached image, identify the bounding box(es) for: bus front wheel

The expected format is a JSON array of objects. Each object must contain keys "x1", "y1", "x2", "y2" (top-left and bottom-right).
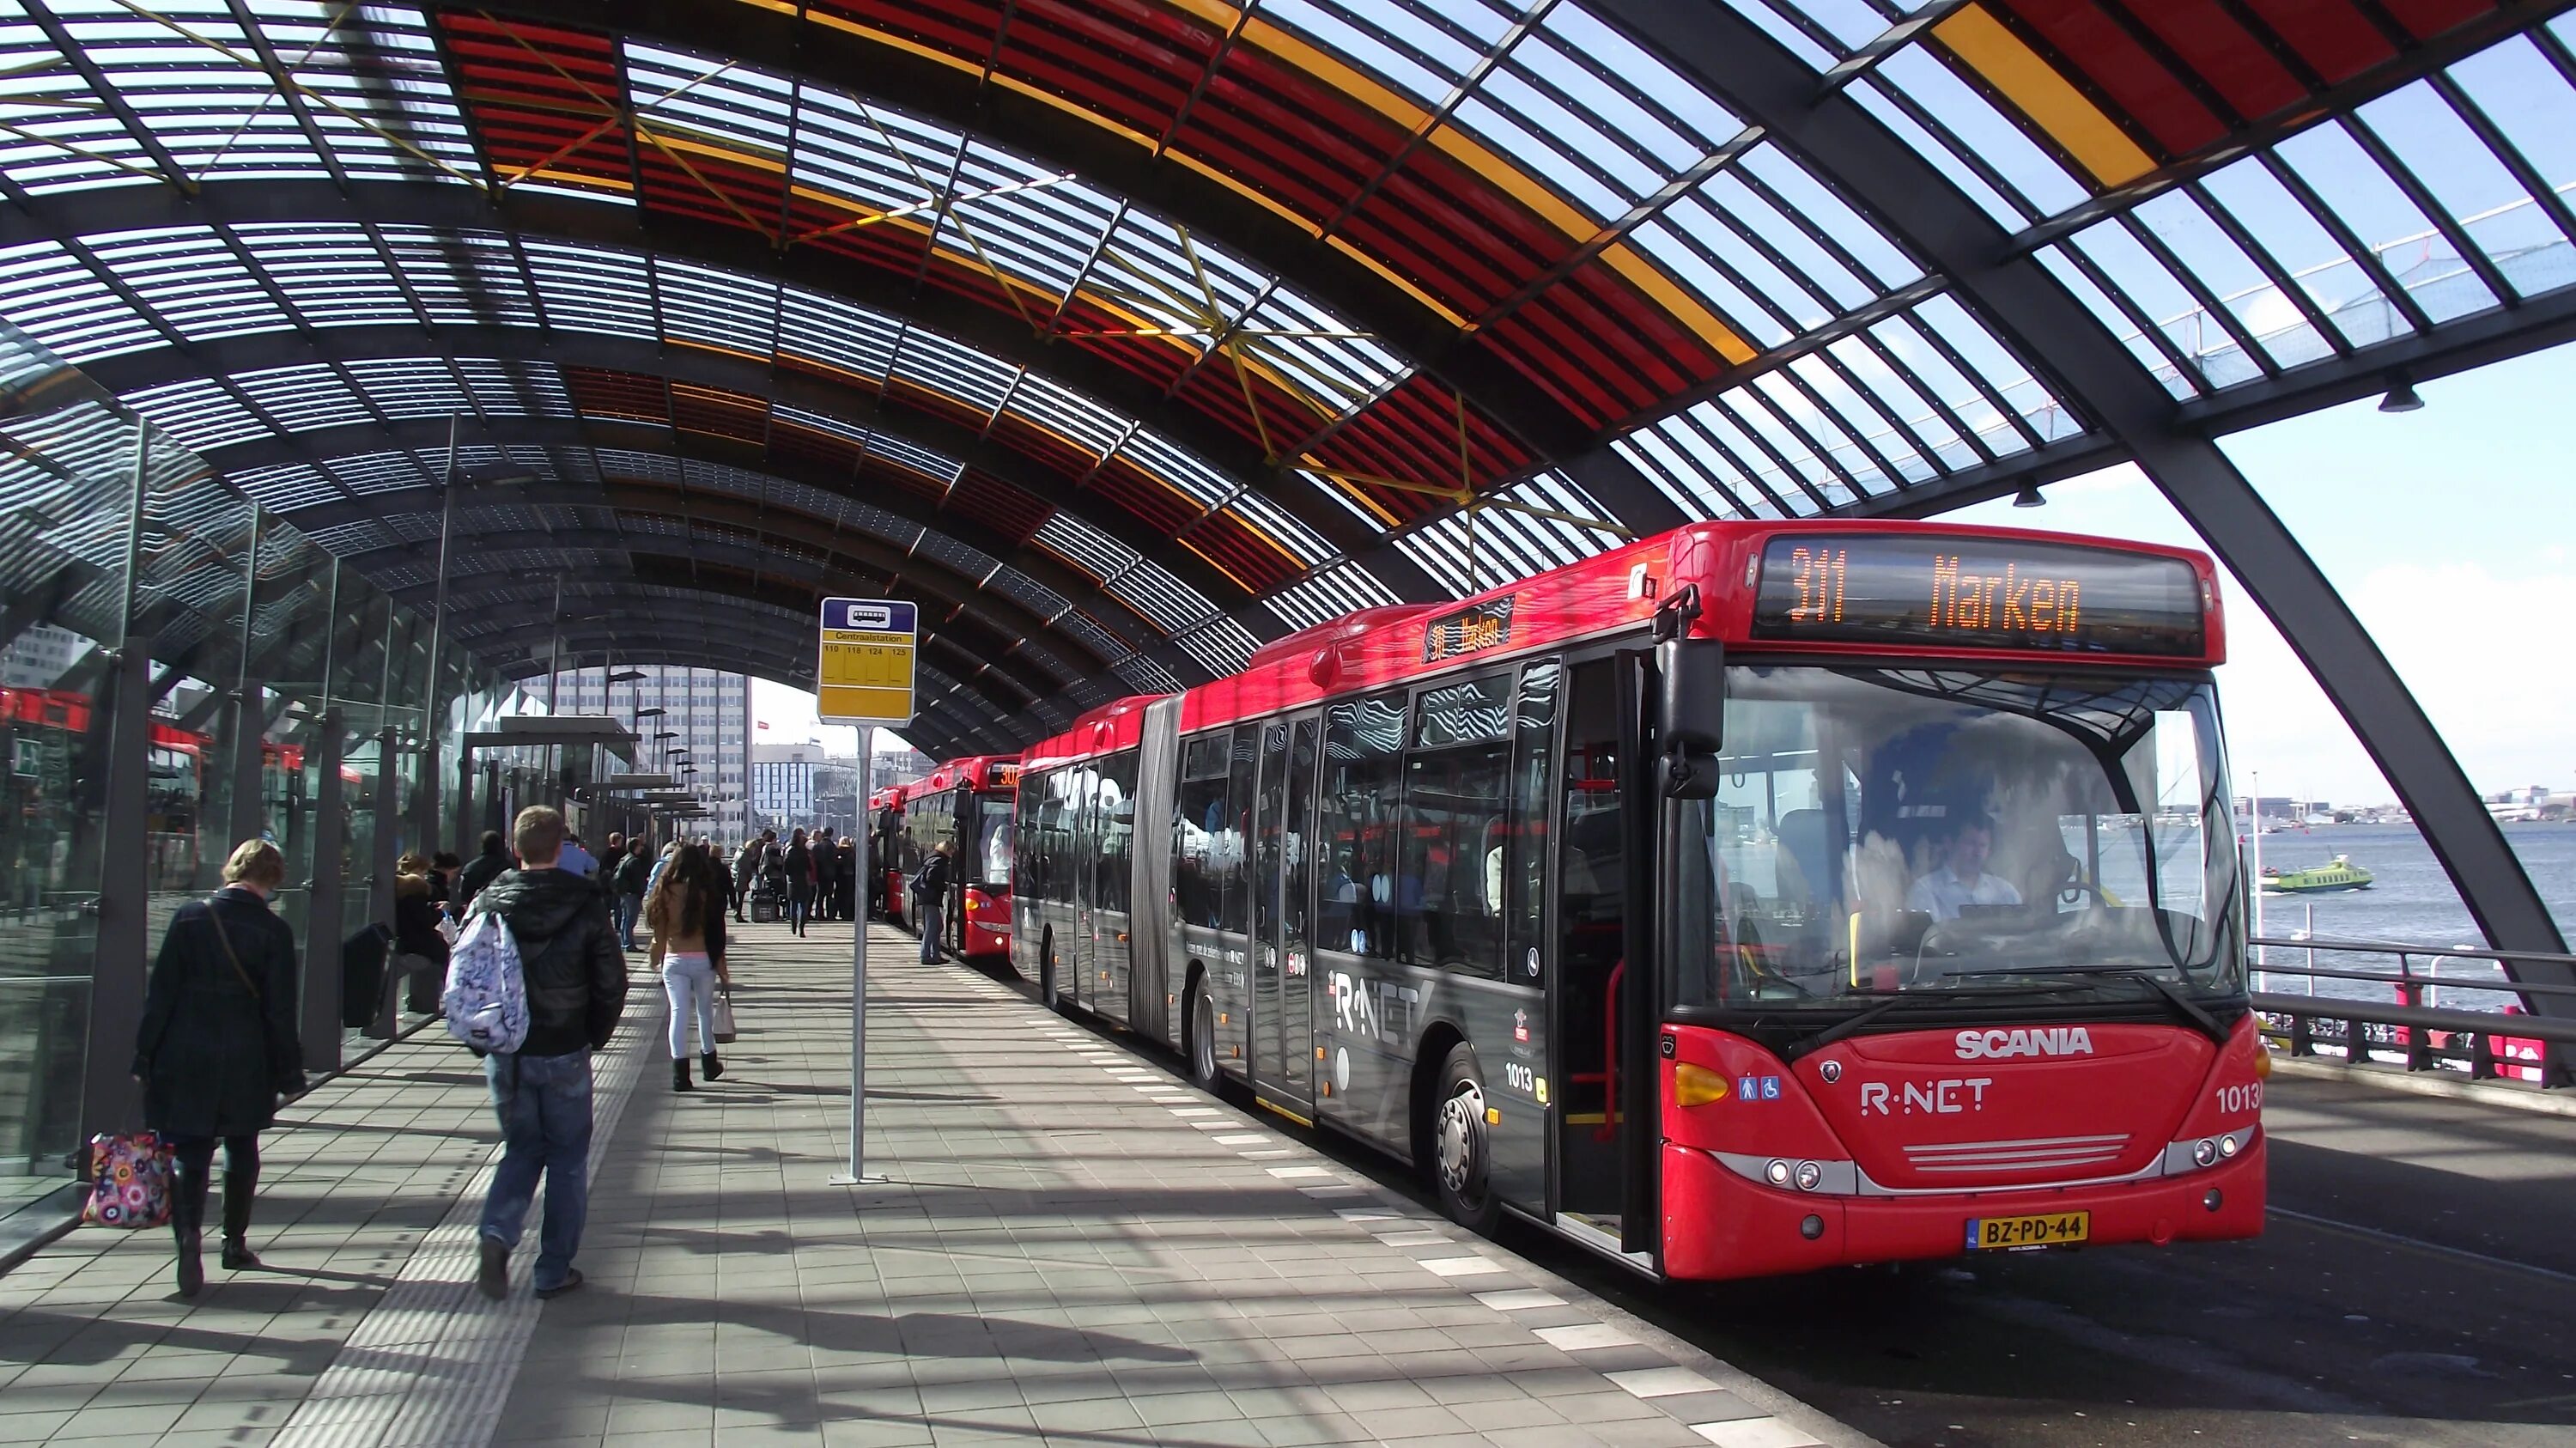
[
  {"x1": 1186, "y1": 981, "x2": 1221, "y2": 1092},
  {"x1": 1431, "y1": 1043, "x2": 1501, "y2": 1235},
  {"x1": 1040, "y1": 937, "x2": 1063, "y2": 1014}
]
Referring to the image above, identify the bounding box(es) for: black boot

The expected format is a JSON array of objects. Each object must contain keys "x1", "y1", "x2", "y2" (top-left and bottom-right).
[
  {"x1": 170, "y1": 1160, "x2": 208, "y2": 1299},
  {"x1": 673, "y1": 1057, "x2": 693, "y2": 1092},
  {"x1": 702, "y1": 1050, "x2": 723, "y2": 1081},
  {"x1": 219, "y1": 1152, "x2": 260, "y2": 1269}
]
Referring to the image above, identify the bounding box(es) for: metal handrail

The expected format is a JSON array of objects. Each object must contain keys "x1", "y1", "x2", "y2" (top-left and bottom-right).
[
  {"x1": 2249, "y1": 934, "x2": 2576, "y2": 968},
  {"x1": 2240, "y1": 931, "x2": 2570, "y2": 1088}
]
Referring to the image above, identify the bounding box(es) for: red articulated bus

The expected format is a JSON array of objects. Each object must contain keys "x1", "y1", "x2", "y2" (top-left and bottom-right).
[
  {"x1": 894, "y1": 754, "x2": 1020, "y2": 962},
  {"x1": 1012, "y1": 520, "x2": 2265, "y2": 1281}
]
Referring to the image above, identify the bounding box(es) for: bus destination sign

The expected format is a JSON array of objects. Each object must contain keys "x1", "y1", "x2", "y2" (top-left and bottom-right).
[
  {"x1": 1423, "y1": 596, "x2": 1516, "y2": 663},
  {"x1": 1750, "y1": 535, "x2": 2204, "y2": 657}
]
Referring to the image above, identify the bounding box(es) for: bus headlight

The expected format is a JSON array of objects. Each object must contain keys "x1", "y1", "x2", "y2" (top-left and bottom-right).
[
  {"x1": 1765, "y1": 1159, "x2": 1790, "y2": 1186},
  {"x1": 2193, "y1": 1138, "x2": 2219, "y2": 1167},
  {"x1": 1794, "y1": 1160, "x2": 1822, "y2": 1192}
]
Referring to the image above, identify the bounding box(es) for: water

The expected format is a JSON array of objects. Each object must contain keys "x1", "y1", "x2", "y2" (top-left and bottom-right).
[{"x1": 2246, "y1": 821, "x2": 2576, "y2": 1011}]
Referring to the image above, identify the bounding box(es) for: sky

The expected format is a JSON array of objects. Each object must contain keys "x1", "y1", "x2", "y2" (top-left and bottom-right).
[{"x1": 759, "y1": 338, "x2": 2576, "y2": 806}]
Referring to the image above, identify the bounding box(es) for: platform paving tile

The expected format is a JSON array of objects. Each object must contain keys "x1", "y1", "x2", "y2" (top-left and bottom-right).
[{"x1": 2, "y1": 923, "x2": 1866, "y2": 1447}]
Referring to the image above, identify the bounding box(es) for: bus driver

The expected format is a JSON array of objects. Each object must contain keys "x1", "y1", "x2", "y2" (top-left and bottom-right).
[{"x1": 1905, "y1": 814, "x2": 2023, "y2": 922}]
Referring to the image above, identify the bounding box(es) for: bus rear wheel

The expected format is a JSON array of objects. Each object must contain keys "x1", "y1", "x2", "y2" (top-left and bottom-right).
[
  {"x1": 1431, "y1": 1043, "x2": 1501, "y2": 1235},
  {"x1": 1039, "y1": 937, "x2": 1064, "y2": 1015},
  {"x1": 1185, "y1": 981, "x2": 1221, "y2": 1092}
]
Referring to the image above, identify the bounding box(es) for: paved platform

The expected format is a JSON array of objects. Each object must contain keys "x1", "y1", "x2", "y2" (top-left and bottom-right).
[{"x1": 0, "y1": 923, "x2": 1864, "y2": 1448}]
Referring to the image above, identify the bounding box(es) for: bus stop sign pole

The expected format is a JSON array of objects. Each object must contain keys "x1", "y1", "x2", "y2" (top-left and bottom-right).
[
  {"x1": 815, "y1": 596, "x2": 914, "y2": 1187},
  {"x1": 833, "y1": 721, "x2": 879, "y2": 1185}
]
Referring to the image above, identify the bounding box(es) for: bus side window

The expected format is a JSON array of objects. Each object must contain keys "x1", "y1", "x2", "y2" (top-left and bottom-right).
[
  {"x1": 1100, "y1": 749, "x2": 1138, "y2": 915},
  {"x1": 1176, "y1": 733, "x2": 1230, "y2": 928},
  {"x1": 1506, "y1": 660, "x2": 1560, "y2": 987},
  {"x1": 1406, "y1": 672, "x2": 1511, "y2": 978},
  {"x1": 1223, "y1": 726, "x2": 1257, "y2": 936},
  {"x1": 1322, "y1": 691, "x2": 1405, "y2": 960}
]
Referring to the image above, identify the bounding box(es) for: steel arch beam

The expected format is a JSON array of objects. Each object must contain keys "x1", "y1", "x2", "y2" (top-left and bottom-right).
[
  {"x1": 86, "y1": 329, "x2": 1281, "y2": 642},
  {"x1": 4, "y1": 179, "x2": 1439, "y2": 601},
  {"x1": 465, "y1": 616, "x2": 990, "y2": 738},
  {"x1": 303, "y1": 459, "x2": 1165, "y2": 664},
  {"x1": 283, "y1": 476, "x2": 1108, "y2": 676},
  {"x1": 436, "y1": 569, "x2": 1035, "y2": 725},
  {"x1": 194, "y1": 413, "x2": 1223, "y2": 670},
  {"x1": 462, "y1": 0, "x2": 1609, "y2": 467},
  {"x1": 365, "y1": 537, "x2": 1056, "y2": 712},
  {"x1": 1608, "y1": 2, "x2": 2572, "y2": 1006}
]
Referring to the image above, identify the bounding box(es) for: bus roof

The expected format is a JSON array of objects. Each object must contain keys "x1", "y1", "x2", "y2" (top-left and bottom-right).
[{"x1": 1020, "y1": 519, "x2": 2223, "y2": 765}]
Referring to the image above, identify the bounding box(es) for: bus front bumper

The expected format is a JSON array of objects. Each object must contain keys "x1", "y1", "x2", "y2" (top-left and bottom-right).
[{"x1": 1660, "y1": 1138, "x2": 2266, "y2": 1281}]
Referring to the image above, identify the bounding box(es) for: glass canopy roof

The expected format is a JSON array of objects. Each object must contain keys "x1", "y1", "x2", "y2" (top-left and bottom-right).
[{"x1": 0, "y1": 0, "x2": 2565, "y2": 749}]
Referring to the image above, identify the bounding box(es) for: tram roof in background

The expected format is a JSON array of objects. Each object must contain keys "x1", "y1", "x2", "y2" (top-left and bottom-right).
[{"x1": 1018, "y1": 519, "x2": 2223, "y2": 769}]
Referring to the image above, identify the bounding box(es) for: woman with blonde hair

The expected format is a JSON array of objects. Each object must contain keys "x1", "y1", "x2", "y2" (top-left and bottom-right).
[
  {"x1": 392, "y1": 852, "x2": 449, "y2": 1018},
  {"x1": 133, "y1": 838, "x2": 306, "y2": 1297},
  {"x1": 646, "y1": 841, "x2": 731, "y2": 1091}
]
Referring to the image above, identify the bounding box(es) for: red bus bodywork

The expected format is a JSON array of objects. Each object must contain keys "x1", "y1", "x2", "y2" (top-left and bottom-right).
[{"x1": 1015, "y1": 520, "x2": 2263, "y2": 1280}]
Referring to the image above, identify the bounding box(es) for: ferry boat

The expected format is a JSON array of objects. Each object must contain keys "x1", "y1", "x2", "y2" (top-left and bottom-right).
[{"x1": 2261, "y1": 854, "x2": 2373, "y2": 894}]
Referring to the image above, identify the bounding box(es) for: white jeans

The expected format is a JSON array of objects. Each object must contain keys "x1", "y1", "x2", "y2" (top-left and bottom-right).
[{"x1": 662, "y1": 952, "x2": 720, "y2": 1058}]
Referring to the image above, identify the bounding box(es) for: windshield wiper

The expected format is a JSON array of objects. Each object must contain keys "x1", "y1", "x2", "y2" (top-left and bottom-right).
[
  {"x1": 1945, "y1": 964, "x2": 2232, "y2": 1044},
  {"x1": 1778, "y1": 983, "x2": 2080, "y2": 1062}
]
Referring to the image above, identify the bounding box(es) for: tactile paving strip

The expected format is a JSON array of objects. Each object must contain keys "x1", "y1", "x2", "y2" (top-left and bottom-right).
[{"x1": 266, "y1": 995, "x2": 663, "y2": 1448}]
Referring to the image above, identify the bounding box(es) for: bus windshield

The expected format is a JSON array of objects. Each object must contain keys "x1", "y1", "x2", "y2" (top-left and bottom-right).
[
  {"x1": 1674, "y1": 665, "x2": 2242, "y2": 1012},
  {"x1": 970, "y1": 790, "x2": 1014, "y2": 887}
]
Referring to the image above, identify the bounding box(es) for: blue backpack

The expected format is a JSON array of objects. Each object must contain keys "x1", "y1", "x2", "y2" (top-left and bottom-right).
[{"x1": 441, "y1": 910, "x2": 529, "y2": 1054}]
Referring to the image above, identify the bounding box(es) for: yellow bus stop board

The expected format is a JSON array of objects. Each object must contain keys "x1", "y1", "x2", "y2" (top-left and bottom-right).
[{"x1": 817, "y1": 597, "x2": 915, "y2": 725}]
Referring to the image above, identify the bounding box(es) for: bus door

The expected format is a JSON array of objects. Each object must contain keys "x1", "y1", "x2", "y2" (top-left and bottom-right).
[
  {"x1": 1249, "y1": 714, "x2": 1321, "y2": 1110},
  {"x1": 1070, "y1": 766, "x2": 1102, "y2": 1012},
  {"x1": 1551, "y1": 654, "x2": 1641, "y2": 1239}
]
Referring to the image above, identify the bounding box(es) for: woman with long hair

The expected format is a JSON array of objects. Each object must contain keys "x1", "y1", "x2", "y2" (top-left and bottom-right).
[
  {"x1": 132, "y1": 839, "x2": 306, "y2": 1297},
  {"x1": 646, "y1": 841, "x2": 731, "y2": 1091},
  {"x1": 392, "y1": 853, "x2": 448, "y2": 1019},
  {"x1": 782, "y1": 827, "x2": 813, "y2": 937}
]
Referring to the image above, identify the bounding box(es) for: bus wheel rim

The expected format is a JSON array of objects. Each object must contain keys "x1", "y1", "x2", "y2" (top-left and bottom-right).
[{"x1": 1437, "y1": 1083, "x2": 1483, "y2": 1199}]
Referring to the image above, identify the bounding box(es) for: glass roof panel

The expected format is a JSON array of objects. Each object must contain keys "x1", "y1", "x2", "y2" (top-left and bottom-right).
[
  {"x1": 1262, "y1": 560, "x2": 1402, "y2": 631},
  {"x1": 1847, "y1": 75, "x2": 2024, "y2": 228},
  {"x1": 84, "y1": 225, "x2": 294, "y2": 342},
  {"x1": 1032, "y1": 512, "x2": 1137, "y2": 586},
  {"x1": 1176, "y1": 616, "x2": 1260, "y2": 678},
  {"x1": 1102, "y1": 555, "x2": 1221, "y2": 636},
  {"x1": 0, "y1": 240, "x2": 156, "y2": 357},
  {"x1": 122, "y1": 375, "x2": 266, "y2": 450},
  {"x1": 1872, "y1": 46, "x2": 2085, "y2": 222},
  {"x1": 654, "y1": 258, "x2": 780, "y2": 358},
  {"x1": 2359, "y1": 79, "x2": 2567, "y2": 300},
  {"x1": 2274, "y1": 119, "x2": 2499, "y2": 325},
  {"x1": 2032, "y1": 243, "x2": 2196, "y2": 401},
  {"x1": 519, "y1": 240, "x2": 655, "y2": 338},
  {"x1": 2197, "y1": 159, "x2": 2401, "y2": 353},
  {"x1": 2133, "y1": 188, "x2": 2335, "y2": 373}
]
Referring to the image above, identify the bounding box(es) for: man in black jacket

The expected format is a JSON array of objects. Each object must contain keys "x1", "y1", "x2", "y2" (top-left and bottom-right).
[
  {"x1": 469, "y1": 806, "x2": 627, "y2": 1301},
  {"x1": 456, "y1": 830, "x2": 511, "y2": 909}
]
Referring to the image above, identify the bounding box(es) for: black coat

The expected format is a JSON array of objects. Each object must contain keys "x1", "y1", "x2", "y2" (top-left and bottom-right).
[
  {"x1": 134, "y1": 886, "x2": 306, "y2": 1139},
  {"x1": 465, "y1": 867, "x2": 628, "y2": 1057}
]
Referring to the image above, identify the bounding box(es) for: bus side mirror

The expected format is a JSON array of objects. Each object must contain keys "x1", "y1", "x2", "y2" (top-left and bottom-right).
[{"x1": 1656, "y1": 638, "x2": 1724, "y2": 800}]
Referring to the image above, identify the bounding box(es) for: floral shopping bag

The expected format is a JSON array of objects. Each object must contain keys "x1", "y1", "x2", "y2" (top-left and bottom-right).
[{"x1": 83, "y1": 1130, "x2": 174, "y2": 1230}]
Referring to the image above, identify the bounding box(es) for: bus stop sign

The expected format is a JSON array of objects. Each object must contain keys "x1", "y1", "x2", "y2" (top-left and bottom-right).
[{"x1": 817, "y1": 597, "x2": 916, "y2": 726}]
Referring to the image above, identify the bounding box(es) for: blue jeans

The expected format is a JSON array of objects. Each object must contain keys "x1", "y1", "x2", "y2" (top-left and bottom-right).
[
  {"x1": 662, "y1": 954, "x2": 720, "y2": 1058},
  {"x1": 918, "y1": 900, "x2": 943, "y2": 962},
  {"x1": 480, "y1": 1050, "x2": 593, "y2": 1292},
  {"x1": 617, "y1": 893, "x2": 643, "y2": 950}
]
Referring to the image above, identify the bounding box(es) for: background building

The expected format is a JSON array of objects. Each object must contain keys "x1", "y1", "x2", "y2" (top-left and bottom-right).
[{"x1": 544, "y1": 665, "x2": 751, "y2": 840}]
